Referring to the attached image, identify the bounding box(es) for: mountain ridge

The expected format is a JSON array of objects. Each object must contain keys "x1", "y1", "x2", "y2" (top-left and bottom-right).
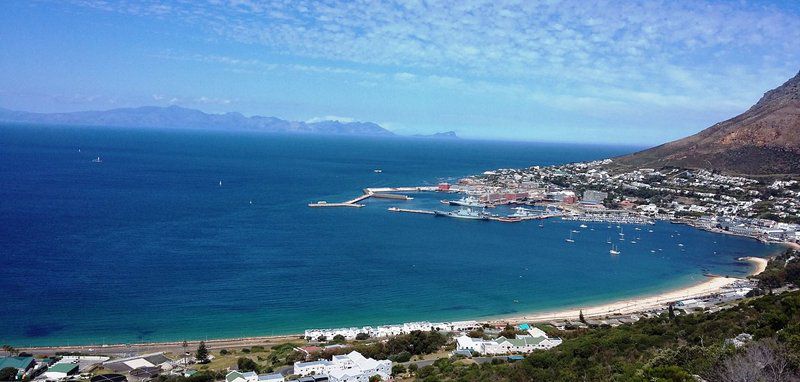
[
  {"x1": 0, "y1": 105, "x2": 395, "y2": 137},
  {"x1": 615, "y1": 70, "x2": 800, "y2": 175}
]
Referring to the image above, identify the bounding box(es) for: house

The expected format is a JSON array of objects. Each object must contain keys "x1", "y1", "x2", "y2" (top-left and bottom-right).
[
  {"x1": 43, "y1": 362, "x2": 79, "y2": 380},
  {"x1": 257, "y1": 373, "x2": 284, "y2": 382},
  {"x1": 226, "y1": 371, "x2": 259, "y2": 382},
  {"x1": 455, "y1": 330, "x2": 562, "y2": 356},
  {"x1": 293, "y1": 351, "x2": 390, "y2": 381},
  {"x1": 293, "y1": 360, "x2": 331, "y2": 376},
  {"x1": 103, "y1": 353, "x2": 171, "y2": 373}
]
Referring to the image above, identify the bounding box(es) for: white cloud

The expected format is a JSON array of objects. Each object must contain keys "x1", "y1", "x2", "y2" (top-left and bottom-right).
[{"x1": 306, "y1": 115, "x2": 356, "y2": 123}]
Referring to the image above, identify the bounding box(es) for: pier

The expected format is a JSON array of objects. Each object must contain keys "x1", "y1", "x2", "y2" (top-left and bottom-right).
[{"x1": 309, "y1": 186, "x2": 424, "y2": 208}]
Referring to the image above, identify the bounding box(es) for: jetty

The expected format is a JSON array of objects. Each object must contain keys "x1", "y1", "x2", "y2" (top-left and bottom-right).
[{"x1": 309, "y1": 186, "x2": 429, "y2": 208}]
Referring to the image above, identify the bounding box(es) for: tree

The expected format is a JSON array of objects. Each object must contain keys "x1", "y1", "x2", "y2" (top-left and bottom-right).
[
  {"x1": 578, "y1": 310, "x2": 586, "y2": 324},
  {"x1": 196, "y1": 341, "x2": 209, "y2": 363},
  {"x1": 1, "y1": 345, "x2": 17, "y2": 356},
  {"x1": 355, "y1": 333, "x2": 369, "y2": 341},
  {"x1": 391, "y1": 364, "x2": 406, "y2": 376},
  {"x1": 0, "y1": 367, "x2": 17, "y2": 381},
  {"x1": 237, "y1": 357, "x2": 259, "y2": 373},
  {"x1": 499, "y1": 324, "x2": 518, "y2": 339},
  {"x1": 332, "y1": 334, "x2": 346, "y2": 344},
  {"x1": 668, "y1": 304, "x2": 675, "y2": 319},
  {"x1": 368, "y1": 375, "x2": 381, "y2": 382}
]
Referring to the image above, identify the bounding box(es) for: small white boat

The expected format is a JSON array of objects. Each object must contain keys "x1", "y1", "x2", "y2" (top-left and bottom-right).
[
  {"x1": 92, "y1": 157, "x2": 102, "y2": 163},
  {"x1": 219, "y1": 180, "x2": 223, "y2": 187},
  {"x1": 610, "y1": 244, "x2": 620, "y2": 255},
  {"x1": 374, "y1": 169, "x2": 382, "y2": 173},
  {"x1": 565, "y1": 231, "x2": 575, "y2": 243},
  {"x1": 579, "y1": 224, "x2": 588, "y2": 228},
  {"x1": 678, "y1": 243, "x2": 684, "y2": 247}
]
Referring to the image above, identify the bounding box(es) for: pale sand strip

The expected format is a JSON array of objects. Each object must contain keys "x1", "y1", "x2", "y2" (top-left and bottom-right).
[{"x1": 494, "y1": 256, "x2": 769, "y2": 324}]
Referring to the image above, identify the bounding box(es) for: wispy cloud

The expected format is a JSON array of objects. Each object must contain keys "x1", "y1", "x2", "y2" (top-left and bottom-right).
[{"x1": 74, "y1": 0, "x2": 800, "y2": 112}]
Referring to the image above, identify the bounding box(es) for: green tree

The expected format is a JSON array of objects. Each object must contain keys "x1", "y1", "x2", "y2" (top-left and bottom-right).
[
  {"x1": 196, "y1": 341, "x2": 209, "y2": 363},
  {"x1": 669, "y1": 304, "x2": 675, "y2": 319},
  {"x1": 355, "y1": 333, "x2": 369, "y2": 341},
  {"x1": 579, "y1": 310, "x2": 586, "y2": 323},
  {"x1": 1, "y1": 345, "x2": 17, "y2": 356},
  {"x1": 391, "y1": 364, "x2": 406, "y2": 376},
  {"x1": 332, "y1": 334, "x2": 346, "y2": 343},
  {"x1": 236, "y1": 357, "x2": 259, "y2": 373},
  {"x1": 0, "y1": 367, "x2": 17, "y2": 381}
]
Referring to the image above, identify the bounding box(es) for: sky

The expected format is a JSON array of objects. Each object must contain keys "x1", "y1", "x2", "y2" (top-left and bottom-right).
[{"x1": 1, "y1": 1, "x2": 799, "y2": 145}]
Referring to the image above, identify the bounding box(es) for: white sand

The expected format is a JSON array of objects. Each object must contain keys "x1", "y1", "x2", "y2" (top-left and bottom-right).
[{"x1": 495, "y1": 256, "x2": 769, "y2": 323}]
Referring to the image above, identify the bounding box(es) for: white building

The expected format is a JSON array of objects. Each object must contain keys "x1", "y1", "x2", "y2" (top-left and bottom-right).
[
  {"x1": 258, "y1": 373, "x2": 285, "y2": 382},
  {"x1": 293, "y1": 351, "x2": 391, "y2": 381},
  {"x1": 226, "y1": 371, "x2": 259, "y2": 382},
  {"x1": 455, "y1": 328, "x2": 562, "y2": 356}
]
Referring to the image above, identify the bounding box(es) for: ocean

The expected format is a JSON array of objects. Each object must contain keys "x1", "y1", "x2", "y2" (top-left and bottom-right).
[{"x1": 0, "y1": 125, "x2": 781, "y2": 346}]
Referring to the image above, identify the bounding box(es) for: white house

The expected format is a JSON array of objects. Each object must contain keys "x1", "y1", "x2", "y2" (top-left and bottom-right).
[
  {"x1": 43, "y1": 362, "x2": 79, "y2": 380},
  {"x1": 293, "y1": 351, "x2": 390, "y2": 381},
  {"x1": 455, "y1": 330, "x2": 562, "y2": 356},
  {"x1": 226, "y1": 371, "x2": 259, "y2": 382},
  {"x1": 257, "y1": 373, "x2": 284, "y2": 382},
  {"x1": 293, "y1": 360, "x2": 332, "y2": 376}
]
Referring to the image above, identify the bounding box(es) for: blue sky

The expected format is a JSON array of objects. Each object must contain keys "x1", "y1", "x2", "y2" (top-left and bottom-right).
[{"x1": 1, "y1": 0, "x2": 799, "y2": 144}]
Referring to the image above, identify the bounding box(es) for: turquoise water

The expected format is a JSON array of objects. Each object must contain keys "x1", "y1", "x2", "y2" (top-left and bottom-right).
[{"x1": 0, "y1": 125, "x2": 781, "y2": 346}]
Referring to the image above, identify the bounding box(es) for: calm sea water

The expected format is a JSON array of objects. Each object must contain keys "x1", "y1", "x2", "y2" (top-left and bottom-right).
[{"x1": 0, "y1": 125, "x2": 781, "y2": 346}]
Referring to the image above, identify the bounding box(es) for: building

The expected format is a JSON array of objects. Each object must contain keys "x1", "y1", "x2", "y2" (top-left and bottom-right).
[
  {"x1": 226, "y1": 371, "x2": 259, "y2": 382},
  {"x1": 582, "y1": 190, "x2": 608, "y2": 204},
  {"x1": 293, "y1": 351, "x2": 390, "y2": 381},
  {"x1": 257, "y1": 373, "x2": 285, "y2": 382},
  {"x1": 44, "y1": 362, "x2": 80, "y2": 380},
  {"x1": 455, "y1": 328, "x2": 562, "y2": 355},
  {"x1": 0, "y1": 357, "x2": 36, "y2": 380}
]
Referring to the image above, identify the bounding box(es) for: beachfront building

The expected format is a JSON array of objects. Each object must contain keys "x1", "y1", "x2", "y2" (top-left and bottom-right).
[
  {"x1": 304, "y1": 320, "x2": 479, "y2": 341},
  {"x1": 257, "y1": 373, "x2": 285, "y2": 382},
  {"x1": 293, "y1": 351, "x2": 391, "y2": 381},
  {"x1": 43, "y1": 362, "x2": 80, "y2": 380},
  {"x1": 455, "y1": 328, "x2": 562, "y2": 355}
]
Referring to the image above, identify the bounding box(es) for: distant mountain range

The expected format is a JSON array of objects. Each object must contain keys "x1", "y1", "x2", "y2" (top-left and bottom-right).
[
  {"x1": 0, "y1": 105, "x2": 394, "y2": 136},
  {"x1": 413, "y1": 131, "x2": 459, "y2": 139},
  {"x1": 616, "y1": 70, "x2": 800, "y2": 176}
]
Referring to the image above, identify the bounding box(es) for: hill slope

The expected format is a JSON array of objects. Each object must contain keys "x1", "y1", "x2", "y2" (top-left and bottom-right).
[
  {"x1": 0, "y1": 105, "x2": 394, "y2": 136},
  {"x1": 616, "y1": 70, "x2": 800, "y2": 175}
]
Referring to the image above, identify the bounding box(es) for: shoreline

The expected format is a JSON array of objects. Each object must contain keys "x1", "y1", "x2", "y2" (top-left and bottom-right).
[
  {"x1": 491, "y1": 256, "x2": 769, "y2": 324},
  {"x1": 19, "y1": 256, "x2": 771, "y2": 353}
]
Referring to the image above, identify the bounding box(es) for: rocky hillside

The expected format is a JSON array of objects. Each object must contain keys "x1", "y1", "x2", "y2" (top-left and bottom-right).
[{"x1": 616, "y1": 70, "x2": 800, "y2": 175}]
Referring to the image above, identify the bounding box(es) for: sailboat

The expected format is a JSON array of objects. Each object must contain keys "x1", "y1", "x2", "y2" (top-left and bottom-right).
[
  {"x1": 92, "y1": 156, "x2": 102, "y2": 163},
  {"x1": 565, "y1": 231, "x2": 575, "y2": 243},
  {"x1": 610, "y1": 244, "x2": 620, "y2": 255},
  {"x1": 606, "y1": 237, "x2": 612, "y2": 244}
]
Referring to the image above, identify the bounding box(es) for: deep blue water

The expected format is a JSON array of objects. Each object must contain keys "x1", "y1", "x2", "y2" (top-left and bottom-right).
[{"x1": 0, "y1": 125, "x2": 781, "y2": 346}]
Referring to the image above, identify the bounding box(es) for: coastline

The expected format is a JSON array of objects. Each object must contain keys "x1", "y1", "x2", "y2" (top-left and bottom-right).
[
  {"x1": 492, "y1": 256, "x2": 769, "y2": 324},
  {"x1": 20, "y1": 257, "x2": 771, "y2": 353}
]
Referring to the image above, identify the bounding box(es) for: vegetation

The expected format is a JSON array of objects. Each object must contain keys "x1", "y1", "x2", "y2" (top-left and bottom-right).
[
  {"x1": 408, "y1": 291, "x2": 800, "y2": 381},
  {"x1": 195, "y1": 341, "x2": 209, "y2": 364},
  {"x1": 0, "y1": 367, "x2": 18, "y2": 381},
  {"x1": 305, "y1": 330, "x2": 448, "y2": 363},
  {"x1": 755, "y1": 249, "x2": 800, "y2": 292}
]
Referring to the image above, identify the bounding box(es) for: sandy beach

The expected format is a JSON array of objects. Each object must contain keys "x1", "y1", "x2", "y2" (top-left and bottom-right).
[{"x1": 495, "y1": 256, "x2": 769, "y2": 324}]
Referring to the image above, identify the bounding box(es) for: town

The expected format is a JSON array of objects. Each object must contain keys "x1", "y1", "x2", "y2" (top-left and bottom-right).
[{"x1": 432, "y1": 159, "x2": 800, "y2": 244}]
